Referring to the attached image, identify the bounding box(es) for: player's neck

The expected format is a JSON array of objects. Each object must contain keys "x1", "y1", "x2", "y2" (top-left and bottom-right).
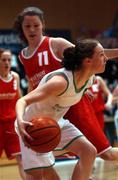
[
  {"x1": 27, "y1": 36, "x2": 45, "y2": 56},
  {"x1": 0, "y1": 72, "x2": 10, "y2": 80},
  {"x1": 29, "y1": 35, "x2": 44, "y2": 48},
  {"x1": 73, "y1": 70, "x2": 91, "y2": 89}
]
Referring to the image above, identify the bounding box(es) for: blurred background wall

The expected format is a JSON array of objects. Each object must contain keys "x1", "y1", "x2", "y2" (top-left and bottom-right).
[{"x1": 0, "y1": 0, "x2": 118, "y2": 42}]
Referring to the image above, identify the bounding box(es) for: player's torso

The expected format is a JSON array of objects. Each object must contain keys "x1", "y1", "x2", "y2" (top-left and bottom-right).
[
  {"x1": 19, "y1": 36, "x2": 62, "y2": 89},
  {"x1": 0, "y1": 73, "x2": 19, "y2": 120},
  {"x1": 25, "y1": 69, "x2": 93, "y2": 121}
]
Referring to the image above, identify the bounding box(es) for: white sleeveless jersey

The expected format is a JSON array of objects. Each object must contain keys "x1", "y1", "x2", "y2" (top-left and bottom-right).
[{"x1": 24, "y1": 68, "x2": 94, "y2": 122}]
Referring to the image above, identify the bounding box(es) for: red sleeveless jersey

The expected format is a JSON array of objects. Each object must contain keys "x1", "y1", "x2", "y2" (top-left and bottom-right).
[
  {"x1": 0, "y1": 73, "x2": 19, "y2": 121},
  {"x1": 90, "y1": 79, "x2": 105, "y2": 113},
  {"x1": 19, "y1": 36, "x2": 62, "y2": 89}
]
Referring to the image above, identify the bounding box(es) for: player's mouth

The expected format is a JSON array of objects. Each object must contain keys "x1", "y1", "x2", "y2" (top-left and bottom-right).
[
  {"x1": 5, "y1": 65, "x2": 9, "y2": 69},
  {"x1": 29, "y1": 34, "x2": 36, "y2": 38}
]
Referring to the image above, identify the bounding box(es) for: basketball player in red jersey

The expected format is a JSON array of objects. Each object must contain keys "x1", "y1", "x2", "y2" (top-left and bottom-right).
[
  {"x1": 14, "y1": 7, "x2": 118, "y2": 178},
  {"x1": 90, "y1": 76, "x2": 113, "y2": 129},
  {"x1": 0, "y1": 49, "x2": 26, "y2": 179}
]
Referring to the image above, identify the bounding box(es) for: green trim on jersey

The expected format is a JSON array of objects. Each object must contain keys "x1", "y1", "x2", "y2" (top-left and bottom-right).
[
  {"x1": 46, "y1": 72, "x2": 69, "y2": 96},
  {"x1": 24, "y1": 163, "x2": 55, "y2": 171},
  {"x1": 72, "y1": 71, "x2": 88, "y2": 93}
]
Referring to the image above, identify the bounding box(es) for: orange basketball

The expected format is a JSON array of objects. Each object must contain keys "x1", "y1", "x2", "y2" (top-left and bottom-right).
[{"x1": 25, "y1": 117, "x2": 61, "y2": 153}]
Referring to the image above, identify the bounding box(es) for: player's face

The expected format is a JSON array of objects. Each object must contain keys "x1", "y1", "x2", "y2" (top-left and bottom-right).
[
  {"x1": 0, "y1": 51, "x2": 12, "y2": 74},
  {"x1": 22, "y1": 15, "x2": 44, "y2": 45},
  {"x1": 90, "y1": 43, "x2": 108, "y2": 74}
]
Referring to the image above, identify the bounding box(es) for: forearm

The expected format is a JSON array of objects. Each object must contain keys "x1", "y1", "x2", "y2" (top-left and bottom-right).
[
  {"x1": 105, "y1": 49, "x2": 118, "y2": 59},
  {"x1": 112, "y1": 96, "x2": 118, "y2": 103},
  {"x1": 16, "y1": 98, "x2": 27, "y2": 123},
  {"x1": 105, "y1": 94, "x2": 113, "y2": 109},
  {"x1": 107, "y1": 94, "x2": 113, "y2": 104}
]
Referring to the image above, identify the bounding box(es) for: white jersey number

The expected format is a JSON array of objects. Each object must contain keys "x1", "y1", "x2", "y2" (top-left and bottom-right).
[{"x1": 38, "y1": 51, "x2": 49, "y2": 66}]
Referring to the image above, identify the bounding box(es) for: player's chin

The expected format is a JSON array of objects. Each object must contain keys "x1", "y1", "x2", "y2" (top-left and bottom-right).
[{"x1": 97, "y1": 66, "x2": 106, "y2": 74}]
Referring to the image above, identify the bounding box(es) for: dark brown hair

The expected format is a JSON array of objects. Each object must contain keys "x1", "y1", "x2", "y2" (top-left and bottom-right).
[{"x1": 62, "y1": 39, "x2": 99, "y2": 71}]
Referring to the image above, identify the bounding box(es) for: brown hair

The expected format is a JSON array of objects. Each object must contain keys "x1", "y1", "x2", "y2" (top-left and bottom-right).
[
  {"x1": 62, "y1": 39, "x2": 99, "y2": 70},
  {"x1": 0, "y1": 48, "x2": 12, "y2": 58},
  {"x1": 13, "y1": 7, "x2": 45, "y2": 44}
]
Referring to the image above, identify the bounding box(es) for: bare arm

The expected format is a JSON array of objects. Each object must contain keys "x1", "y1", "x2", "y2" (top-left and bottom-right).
[
  {"x1": 97, "y1": 76, "x2": 113, "y2": 109},
  {"x1": 112, "y1": 96, "x2": 118, "y2": 103},
  {"x1": 104, "y1": 49, "x2": 118, "y2": 60},
  {"x1": 52, "y1": 38, "x2": 118, "y2": 61},
  {"x1": 16, "y1": 75, "x2": 67, "y2": 141},
  {"x1": 113, "y1": 85, "x2": 118, "y2": 96},
  {"x1": 112, "y1": 85, "x2": 118, "y2": 103}
]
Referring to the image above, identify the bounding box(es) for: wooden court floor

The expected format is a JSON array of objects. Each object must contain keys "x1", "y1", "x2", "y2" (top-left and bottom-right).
[{"x1": 0, "y1": 152, "x2": 118, "y2": 180}]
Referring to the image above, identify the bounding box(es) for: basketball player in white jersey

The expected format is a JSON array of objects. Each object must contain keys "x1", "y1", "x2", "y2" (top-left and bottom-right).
[{"x1": 15, "y1": 39, "x2": 109, "y2": 180}]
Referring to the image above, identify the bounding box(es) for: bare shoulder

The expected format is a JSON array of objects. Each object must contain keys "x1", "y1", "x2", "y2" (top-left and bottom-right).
[
  {"x1": 51, "y1": 37, "x2": 74, "y2": 48},
  {"x1": 46, "y1": 74, "x2": 68, "y2": 95},
  {"x1": 11, "y1": 71, "x2": 20, "y2": 80},
  {"x1": 50, "y1": 37, "x2": 74, "y2": 59}
]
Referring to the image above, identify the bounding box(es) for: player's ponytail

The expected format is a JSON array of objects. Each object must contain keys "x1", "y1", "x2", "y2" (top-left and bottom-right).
[{"x1": 62, "y1": 39, "x2": 99, "y2": 71}]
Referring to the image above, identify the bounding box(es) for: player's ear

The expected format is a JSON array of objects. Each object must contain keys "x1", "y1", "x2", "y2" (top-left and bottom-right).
[
  {"x1": 86, "y1": 57, "x2": 92, "y2": 64},
  {"x1": 83, "y1": 57, "x2": 92, "y2": 66}
]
